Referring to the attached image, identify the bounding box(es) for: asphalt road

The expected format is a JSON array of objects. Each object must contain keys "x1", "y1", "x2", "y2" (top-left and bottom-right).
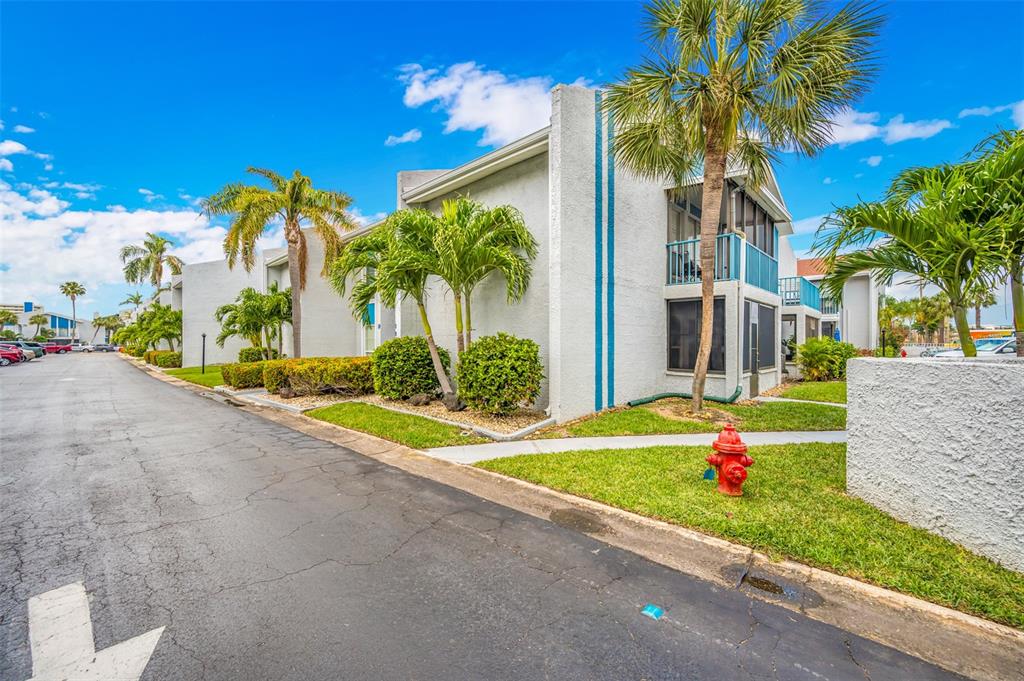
[{"x1": 0, "y1": 354, "x2": 963, "y2": 680}]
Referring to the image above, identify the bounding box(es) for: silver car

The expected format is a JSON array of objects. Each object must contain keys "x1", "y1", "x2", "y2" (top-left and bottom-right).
[{"x1": 934, "y1": 337, "x2": 1017, "y2": 357}]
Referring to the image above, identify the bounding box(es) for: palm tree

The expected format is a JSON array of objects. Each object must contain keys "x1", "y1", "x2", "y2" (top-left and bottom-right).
[
  {"x1": 214, "y1": 284, "x2": 292, "y2": 359},
  {"x1": 90, "y1": 314, "x2": 124, "y2": 343},
  {"x1": 329, "y1": 212, "x2": 456, "y2": 402},
  {"x1": 604, "y1": 0, "x2": 882, "y2": 410},
  {"x1": 0, "y1": 309, "x2": 17, "y2": 327},
  {"x1": 28, "y1": 313, "x2": 48, "y2": 337},
  {"x1": 201, "y1": 168, "x2": 355, "y2": 358},
  {"x1": 58, "y1": 281, "x2": 86, "y2": 340},
  {"x1": 965, "y1": 286, "x2": 998, "y2": 329},
  {"x1": 120, "y1": 292, "x2": 145, "y2": 315},
  {"x1": 815, "y1": 166, "x2": 1002, "y2": 356},
  {"x1": 120, "y1": 233, "x2": 185, "y2": 288},
  {"x1": 432, "y1": 198, "x2": 538, "y2": 352}
]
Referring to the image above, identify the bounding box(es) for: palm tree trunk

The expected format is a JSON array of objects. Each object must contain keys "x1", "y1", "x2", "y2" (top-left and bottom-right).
[
  {"x1": 286, "y1": 226, "x2": 303, "y2": 358},
  {"x1": 278, "y1": 324, "x2": 284, "y2": 358},
  {"x1": 417, "y1": 302, "x2": 454, "y2": 397},
  {"x1": 691, "y1": 139, "x2": 727, "y2": 412},
  {"x1": 975, "y1": 304, "x2": 982, "y2": 329},
  {"x1": 1011, "y1": 263, "x2": 1024, "y2": 358},
  {"x1": 464, "y1": 292, "x2": 473, "y2": 346},
  {"x1": 951, "y1": 305, "x2": 976, "y2": 357},
  {"x1": 453, "y1": 292, "x2": 465, "y2": 354},
  {"x1": 71, "y1": 298, "x2": 78, "y2": 341}
]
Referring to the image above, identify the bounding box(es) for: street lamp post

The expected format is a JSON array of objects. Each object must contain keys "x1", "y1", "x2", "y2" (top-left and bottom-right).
[{"x1": 201, "y1": 333, "x2": 207, "y2": 374}]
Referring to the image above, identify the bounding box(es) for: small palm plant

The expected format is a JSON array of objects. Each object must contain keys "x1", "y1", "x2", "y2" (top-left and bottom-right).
[
  {"x1": 202, "y1": 168, "x2": 356, "y2": 358},
  {"x1": 28, "y1": 313, "x2": 48, "y2": 337},
  {"x1": 58, "y1": 281, "x2": 86, "y2": 340},
  {"x1": 120, "y1": 292, "x2": 145, "y2": 315},
  {"x1": 0, "y1": 309, "x2": 18, "y2": 330},
  {"x1": 120, "y1": 233, "x2": 185, "y2": 288},
  {"x1": 214, "y1": 284, "x2": 292, "y2": 359},
  {"x1": 605, "y1": 0, "x2": 882, "y2": 410}
]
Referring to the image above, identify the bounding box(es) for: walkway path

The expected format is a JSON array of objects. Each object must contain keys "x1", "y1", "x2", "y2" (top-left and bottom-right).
[
  {"x1": 754, "y1": 395, "x2": 848, "y2": 409},
  {"x1": 426, "y1": 430, "x2": 848, "y2": 464}
]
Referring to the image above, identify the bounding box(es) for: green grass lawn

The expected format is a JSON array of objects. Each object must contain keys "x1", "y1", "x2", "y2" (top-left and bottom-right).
[
  {"x1": 779, "y1": 381, "x2": 847, "y2": 404},
  {"x1": 307, "y1": 402, "x2": 490, "y2": 449},
  {"x1": 165, "y1": 365, "x2": 225, "y2": 388},
  {"x1": 478, "y1": 444, "x2": 1024, "y2": 628},
  {"x1": 542, "y1": 399, "x2": 846, "y2": 438}
]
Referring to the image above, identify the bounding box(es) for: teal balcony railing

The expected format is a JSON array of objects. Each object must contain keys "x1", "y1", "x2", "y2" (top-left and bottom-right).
[
  {"x1": 780, "y1": 276, "x2": 821, "y2": 310},
  {"x1": 666, "y1": 233, "x2": 741, "y2": 285},
  {"x1": 821, "y1": 297, "x2": 841, "y2": 315},
  {"x1": 745, "y1": 242, "x2": 779, "y2": 294}
]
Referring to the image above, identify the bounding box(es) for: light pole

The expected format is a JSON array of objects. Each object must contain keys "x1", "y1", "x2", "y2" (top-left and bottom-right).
[{"x1": 201, "y1": 333, "x2": 207, "y2": 374}]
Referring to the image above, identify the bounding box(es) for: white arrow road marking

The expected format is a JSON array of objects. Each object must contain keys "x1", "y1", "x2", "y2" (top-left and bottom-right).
[{"x1": 26, "y1": 582, "x2": 164, "y2": 681}]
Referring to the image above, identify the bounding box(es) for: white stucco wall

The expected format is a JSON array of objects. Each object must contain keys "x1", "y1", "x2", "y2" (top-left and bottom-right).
[
  {"x1": 294, "y1": 232, "x2": 363, "y2": 358},
  {"x1": 181, "y1": 260, "x2": 262, "y2": 367},
  {"x1": 847, "y1": 357, "x2": 1024, "y2": 572}
]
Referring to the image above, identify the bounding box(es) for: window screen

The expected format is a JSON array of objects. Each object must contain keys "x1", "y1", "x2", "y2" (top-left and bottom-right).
[{"x1": 668, "y1": 298, "x2": 726, "y2": 372}]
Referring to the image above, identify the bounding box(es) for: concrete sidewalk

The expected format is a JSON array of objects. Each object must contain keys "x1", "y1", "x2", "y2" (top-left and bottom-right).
[
  {"x1": 426, "y1": 430, "x2": 848, "y2": 464},
  {"x1": 754, "y1": 395, "x2": 848, "y2": 409}
]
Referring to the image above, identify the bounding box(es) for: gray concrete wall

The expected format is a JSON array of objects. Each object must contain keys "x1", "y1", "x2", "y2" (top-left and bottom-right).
[
  {"x1": 296, "y1": 232, "x2": 363, "y2": 358},
  {"x1": 181, "y1": 260, "x2": 262, "y2": 367},
  {"x1": 847, "y1": 357, "x2": 1024, "y2": 571}
]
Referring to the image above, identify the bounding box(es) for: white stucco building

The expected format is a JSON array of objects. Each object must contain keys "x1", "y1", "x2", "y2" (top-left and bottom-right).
[
  {"x1": 174, "y1": 84, "x2": 882, "y2": 423},
  {"x1": 796, "y1": 258, "x2": 881, "y2": 350},
  {"x1": 0, "y1": 301, "x2": 102, "y2": 343}
]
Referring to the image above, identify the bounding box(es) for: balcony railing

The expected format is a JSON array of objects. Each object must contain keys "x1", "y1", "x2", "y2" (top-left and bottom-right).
[
  {"x1": 780, "y1": 276, "x2": 821, "y2": 311},
  {"x1": 666, "y1": 233, "x2": 741, "y2": 285},
  {"x1": 745, "y1": 242, "x2": 779, "y2": 294},
  {"x1": 666, "y1": 234, "x2": 780, "y2": 294},
  {"x1": 821, "y1": 297, "x2": 840, "y2": 315}
]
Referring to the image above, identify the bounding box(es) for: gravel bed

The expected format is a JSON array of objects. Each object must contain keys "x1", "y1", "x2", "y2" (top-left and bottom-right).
[
  {"x1": 258, "y1": 391, "x2": 356, "y2": 410},
  {"x1": 357, "y1": 395, "x2": 547, "y2": 434}
]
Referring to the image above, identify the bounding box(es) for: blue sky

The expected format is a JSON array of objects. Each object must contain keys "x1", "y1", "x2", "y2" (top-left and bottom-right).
[{"x1": 1, "y1": 1, "x2": 1022, "y2": 323}]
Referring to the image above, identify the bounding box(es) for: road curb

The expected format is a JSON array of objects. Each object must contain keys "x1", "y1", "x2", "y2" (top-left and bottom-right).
[{"x1": 132, "y1": 356, "x2": 1024, "y2": 681}]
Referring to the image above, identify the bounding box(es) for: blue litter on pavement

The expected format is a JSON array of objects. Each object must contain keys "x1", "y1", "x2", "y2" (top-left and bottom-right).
[{"x1": 640, "y1": 604, "x2": 664, "y2": 620}]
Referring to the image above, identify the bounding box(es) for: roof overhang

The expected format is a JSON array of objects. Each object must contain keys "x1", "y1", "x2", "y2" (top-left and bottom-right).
[
  {"x1": 673, "y1": 165, "x2": 794, "y2": 234},
  {"x1": 401, "y1": 127, "x2": 550, "y2": 204}
]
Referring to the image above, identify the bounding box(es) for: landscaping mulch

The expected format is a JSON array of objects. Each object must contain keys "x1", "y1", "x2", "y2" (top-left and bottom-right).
[
  {"x1": 356, "y1": 394, "x2": 548, "y2": 435},
  {"x1": 259, "y1": 391, "x2": 354, "y2": 410}
]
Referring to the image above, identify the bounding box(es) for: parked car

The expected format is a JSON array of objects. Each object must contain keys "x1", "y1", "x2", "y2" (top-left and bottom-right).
[
  {"x1": 72, "y1": 343, "x2": 96, "y2": 353},
  {"x1": 934, "y1": 337, "x2": 1017, "y2": 357},
  {"x1": 0, "y1": 345, "x2": 27, "y2": 365},
  {"x1": 0, "y1": 343, "x2": 34, "y2": 361},
  {"x1": 5, "y1": 340, "x2": 45, "y2": 358},
  {"x1": 43, "y1": 343, "x2": 72, "y2": 354},
  {"x1": 92, "y1": 343, "x2": 118, "y2": 352}
]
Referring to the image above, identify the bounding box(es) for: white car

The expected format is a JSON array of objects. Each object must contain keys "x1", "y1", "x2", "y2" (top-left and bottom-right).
[
  {"x1": 934, "y1": 337, "x2": 1017, "y2": 358},
  {"x1": 71, "y1": 343, "x2": 95, "y2": 353}
]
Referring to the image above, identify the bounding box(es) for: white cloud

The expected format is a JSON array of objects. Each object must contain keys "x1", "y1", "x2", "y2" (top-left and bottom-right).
[
  {"x1": 882, "y1": 114, "x2": 952, "y2": 144},
  {"x1": 958, "y1": 100, "x2": 1024, "y2": 129},
  {"x1": 384, "y1": 128, "x2": 422, "y2": 146},
  {"x1": 829, "y1": 109, "x2": 953, "y2": 146},
  {"x1": 13, "y1": 125, "x2": 35, "y2": 134},
  {"x1": 399, "y1": 62, "x2": 580, "y2": 146},
  {"x1": 822, "y1": 177, "x2": 836, "y2": 185},
  {"x1": 0, "y1": 140, "x2": 30, "y2": 156},
  {"x1": 350, "y1": 207, "x2": 387, "y2": 228},
  {"x1": 861, "y1": 155, "x2": 883, "y2": 167},
  {"x1": 0, "y1": 159, "x2": 11, "y2": 172},
  {"x1": 138, "y1": 187, "x2": 164, "y2": 203},
  {"x1": 854, "y1": 172, "x2": 864, "y2": 179},
  {"x1": 790, "y1": 214, "x2": 829, "y2": 235}
]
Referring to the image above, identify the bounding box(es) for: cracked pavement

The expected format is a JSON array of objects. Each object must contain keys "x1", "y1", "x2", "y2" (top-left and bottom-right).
[{"x1": 0, "y1": 356, "x2": 966, "y2": 680}]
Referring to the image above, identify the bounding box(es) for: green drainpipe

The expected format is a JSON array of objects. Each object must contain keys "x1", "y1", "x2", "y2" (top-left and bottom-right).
[{"x1": 627, "y1": 385, "x2": 743, "y2": 407}]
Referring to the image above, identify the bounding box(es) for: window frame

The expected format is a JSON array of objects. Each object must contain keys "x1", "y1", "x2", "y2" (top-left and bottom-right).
[{"x1": 667, "y1": 297, "x2": 727, "y2": 374}]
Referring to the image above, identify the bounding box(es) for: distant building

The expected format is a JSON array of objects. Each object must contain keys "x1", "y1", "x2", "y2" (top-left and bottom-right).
[{"x1": 0, "y1": 301, "x2": 103, "y2": 343}]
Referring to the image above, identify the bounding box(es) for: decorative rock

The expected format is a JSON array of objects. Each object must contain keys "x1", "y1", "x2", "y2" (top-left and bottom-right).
[{"x1": 408, "y1": 393, "x2": 433, "y2": 406}]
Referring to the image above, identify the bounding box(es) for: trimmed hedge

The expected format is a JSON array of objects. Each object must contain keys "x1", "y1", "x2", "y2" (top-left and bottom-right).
[
  {"x1": 221, "y1": 361, "x2": 267, "y2": 389},
  {"x1": 286, "y1": 357, "x2": 373, "y2": 396},
  {"x1": 238, "y1": 347, "x2": 280, "y2": 363},
  {"x1": 263, "y1": 359, "x2": 302, "y2": 393},
  {"x1": 144, "y1": 349, "x2": 175, "y2": 365},
  {"x1": 154, "y1": 351, "x2": 182, "y2": 368},
  {"x1": 456, "y1": 333, "x2": 543, "y2": 415},
  {"x1": 371, "y1": 337, "x2": 449, "y2": 400}
]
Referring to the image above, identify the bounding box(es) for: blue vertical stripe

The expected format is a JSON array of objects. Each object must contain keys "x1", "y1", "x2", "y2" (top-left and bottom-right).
[
  {"x1": 593, "y1": 91, "x2": 604, "y2": 413},
  {"x1": 605, "y1": 111, "x2": 615, "y2": 409}
]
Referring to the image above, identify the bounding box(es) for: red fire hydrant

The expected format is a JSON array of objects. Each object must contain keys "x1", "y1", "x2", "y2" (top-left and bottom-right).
[{"x1": 705, "y1": 424, "x2": 754, "y2": 496}]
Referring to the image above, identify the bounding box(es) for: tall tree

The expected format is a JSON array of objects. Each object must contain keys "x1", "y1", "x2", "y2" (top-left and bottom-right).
[
  {"x1": 815, "y1": 166, "x2": 1002, "y2": 356},
  {"x1": 202, "y1": 168, "x2": 355, "y2": 358},
  {"x1": 215, "y1": 284, "x2": 292, "y2": 359},
  {"x1": 120, "y1": 233, "x2": 185, "y2": 288},
  {"x1": 58, "y1": 281, "x2": 86, "y2": 341},
  {"x1": 0, "y1": 310, "x2": 18, "y2": 330},
  {"x1": 28, "y1": 313, "x2": 48, "y2": 337},
  {"x1": 605, "y1": 0, "x2": 882, "y2": 410},
  {"x1": 120, "y1": 292, "x2": 145, "y2": 314},
  {"x1": 329, "y1": 212, "x2": 456, "y2": 403},
  {"x1": 965, "y1": 286, "x2": 998, "y2": 329}
]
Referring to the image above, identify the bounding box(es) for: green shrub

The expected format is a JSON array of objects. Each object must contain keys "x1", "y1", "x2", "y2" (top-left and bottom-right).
[
  {"x1": 221, "y1": 361, "x2": 266, "y2": 388},
  {"x1": 372, "y1": 337, "x2": 449, "y2": 400},
  {"x1": 263, "y1": 359, "x2": 303, "y2": 393},
  {"x1": 238, "y1": 347, "x2": 278, "y2": 363},
  {"x1": 456, "y1": 333, "x2": 543, "y2": 415},
  {"x1": 154, "y1": 351, "x2": 182, "y2": 368},
  {"x1": 125, "y1": 343, "x2": 146, "y2": 357},
  {"x1": 796, "y1": 337, "x2": 858, "y2": 381},
  {"x1": 144, "y1": 349, "x2": 175, "y2": 365},
  {"x1": 286, "y1": 357, "x2": 374, "y2": 396}
]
